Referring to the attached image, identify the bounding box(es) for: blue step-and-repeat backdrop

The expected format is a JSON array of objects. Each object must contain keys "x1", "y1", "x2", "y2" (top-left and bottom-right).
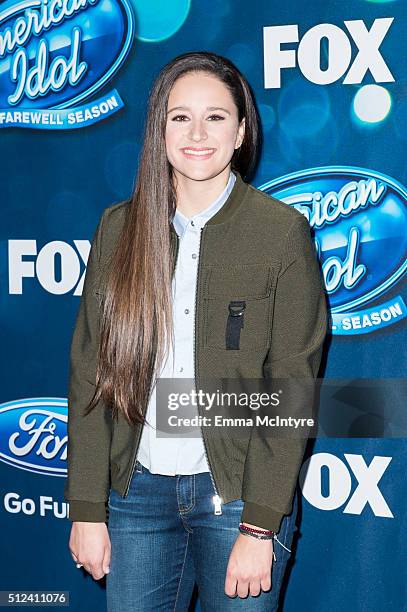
[{"x1": 1, "y1": 0, "x2": 405, "y2": 610}]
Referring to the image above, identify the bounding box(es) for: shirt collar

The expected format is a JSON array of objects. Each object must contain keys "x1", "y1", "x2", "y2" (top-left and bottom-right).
[{"x1": 172, "y1": 171, "x2": 237, "y2": 238}]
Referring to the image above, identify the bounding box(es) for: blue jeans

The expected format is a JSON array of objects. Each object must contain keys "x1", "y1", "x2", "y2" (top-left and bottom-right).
[{"x1": 106, "y1": 460, "x2": 298, "y2": 611}]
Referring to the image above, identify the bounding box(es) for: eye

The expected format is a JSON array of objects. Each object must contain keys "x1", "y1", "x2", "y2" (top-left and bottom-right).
[
  {"x1": 171, "y1": 114, "x2": 189, "y2": 121},
  {"x1": 207, "y1": 114, "x2": 225, "y2": 121}
]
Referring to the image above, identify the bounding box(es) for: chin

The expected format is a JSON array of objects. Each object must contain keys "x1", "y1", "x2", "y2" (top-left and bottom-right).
[{"x1": 176, "y1": 164, "x2": 219, "y2": 181}]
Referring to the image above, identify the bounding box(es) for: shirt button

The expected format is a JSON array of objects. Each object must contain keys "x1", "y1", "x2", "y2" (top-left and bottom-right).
[
  {"x1": 191, "y1": 220, "x2": 195, "y2": 226},
  {"x1": 192, "y1": 253, "x2": 197, "y2": 259},
  {"x1": 184, "y1": 308, "x2": 189, "y2": 314},
  {"x1": 179, "y1": 366, "x2": 184, "y2": 372}
]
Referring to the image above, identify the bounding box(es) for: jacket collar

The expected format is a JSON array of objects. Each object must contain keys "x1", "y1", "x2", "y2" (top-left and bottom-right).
[
  {"x1": 172, "y1": 171, "x2": 236, "y2": 237},
  {"x1": 170, "y1": 170, "x2": 249, "y2": 237}
]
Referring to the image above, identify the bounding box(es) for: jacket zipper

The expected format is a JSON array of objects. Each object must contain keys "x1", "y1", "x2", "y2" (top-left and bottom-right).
[
  {"x1": 195, "y1": 225, "x2": 222, "y2": 515},
  {"x1": 124, "y1": 226, "x2": 181, "y2": 497},
  {"x1": 123, "y1": 426, "x2": 143, "y2": 496},
  {"x1": 123, "y1": 225, "x2": 222, "y2": 513}
]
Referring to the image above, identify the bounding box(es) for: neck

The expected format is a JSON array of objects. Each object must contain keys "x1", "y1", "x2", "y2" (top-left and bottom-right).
[{"x1": 173, "y1": 166, "x2": 232, "y2": 218}]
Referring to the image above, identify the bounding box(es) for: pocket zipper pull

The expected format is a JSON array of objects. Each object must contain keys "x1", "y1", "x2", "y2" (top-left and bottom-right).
[
  {"x1": 226, "y1": 301, "x2": 246, "y2": 350},
  {"x1": 212, "y1": 494, "x2": 223, "y2": 515}
]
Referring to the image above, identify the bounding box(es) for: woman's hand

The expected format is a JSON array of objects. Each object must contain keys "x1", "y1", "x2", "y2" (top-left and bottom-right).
[
  {"x1": 224, "y1": 526, "x2": 274, "y2": 598},
  {"x1": 69, "y1": 522, "x2": 111, "y2": 581}
]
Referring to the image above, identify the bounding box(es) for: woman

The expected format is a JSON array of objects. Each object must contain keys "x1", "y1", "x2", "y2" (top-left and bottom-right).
[{"x1": 65, "y1": 51, "x2": 328, "y2": 611}]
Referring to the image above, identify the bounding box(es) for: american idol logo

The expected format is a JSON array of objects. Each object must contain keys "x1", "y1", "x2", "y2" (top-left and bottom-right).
[
  {"x1": 0, "y1": 398, "x2": 67, "y2": 475},
  {"x1": 0, "y1": 0, "x2": 135, "y2": 129},
  {"x1": 259, "y1": 167, "x2": 407, "y2": 335}
]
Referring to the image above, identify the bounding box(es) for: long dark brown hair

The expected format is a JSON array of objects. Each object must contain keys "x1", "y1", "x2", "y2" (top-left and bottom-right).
[{"x1": 84, "y1": 51, "x2": 260, "y2": 427}]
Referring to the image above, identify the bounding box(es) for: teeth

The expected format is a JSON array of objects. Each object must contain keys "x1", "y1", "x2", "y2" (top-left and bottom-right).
[{"x1": 184, "y1": 149, "x2": 214, "y2": 155}]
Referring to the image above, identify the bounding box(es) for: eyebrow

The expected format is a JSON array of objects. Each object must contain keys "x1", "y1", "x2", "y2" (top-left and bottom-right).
[{"x1": 167, "y1": 106, "x2": 231, "y2": 115}]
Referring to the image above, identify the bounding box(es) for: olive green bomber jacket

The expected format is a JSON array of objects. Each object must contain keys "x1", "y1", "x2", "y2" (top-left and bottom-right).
[{"x1": 64, "y1": 171, "x2": 328, "y2": 533}]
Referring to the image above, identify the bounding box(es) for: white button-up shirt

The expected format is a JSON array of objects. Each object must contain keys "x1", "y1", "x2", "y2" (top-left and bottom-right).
[{"x1": 136, "y1": 171, "x2": 237, "y2": 474}]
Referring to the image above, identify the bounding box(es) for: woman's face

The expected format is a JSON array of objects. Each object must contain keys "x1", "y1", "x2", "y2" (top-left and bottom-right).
[{"x1": 165, "y1": 71, "x2": 245, "y2": 182}]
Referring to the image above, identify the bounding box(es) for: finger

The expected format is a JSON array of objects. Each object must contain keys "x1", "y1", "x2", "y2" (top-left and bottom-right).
[
  {"x1": 224, "y1": 573, "x2": 237, "y2": 598},
  {"x1": 81, "y1": 562, "x2": 95, "y2": 578},
  {"x1": 89, "y1": 564, "x2": 105, "y2": 581},
  {"x1": 261, "y1": 574, "x2": 272, "y2": 592},
  {"x1": 249, "y1": 579, "x2": 261, "y2": 597},
  {"x1": 237, "y1": 579, "x2": 249, "y2": 599},
  {"x1": 102, "y1": 544, "x2": 111, "y2": 575}
]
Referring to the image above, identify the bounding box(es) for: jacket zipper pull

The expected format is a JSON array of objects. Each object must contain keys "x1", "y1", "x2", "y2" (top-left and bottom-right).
[{"x1": 212, "y1": 494, "x2": 223, "y2": 515}]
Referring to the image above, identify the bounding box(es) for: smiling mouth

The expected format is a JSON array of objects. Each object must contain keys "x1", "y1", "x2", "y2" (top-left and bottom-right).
[{"x1": 181, "y1": 148, "x2": 216, "y2": 158}]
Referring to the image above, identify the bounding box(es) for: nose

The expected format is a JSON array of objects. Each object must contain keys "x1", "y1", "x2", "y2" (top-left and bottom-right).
[{"x1": 187, "y1": 119, "x2": 208, "y2": 142}]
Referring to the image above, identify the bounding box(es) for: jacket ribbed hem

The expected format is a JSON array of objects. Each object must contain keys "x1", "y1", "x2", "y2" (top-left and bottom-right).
[
  {"x1": 241, "y1": 501, "x2": 284, "y2": 533},
  {"x1": 67, "y1": 500, "x2": 107, "y2": 522}
]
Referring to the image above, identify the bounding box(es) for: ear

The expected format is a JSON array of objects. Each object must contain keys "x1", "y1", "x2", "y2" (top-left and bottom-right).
[{"x1": 235, "y1": 117, "x2": 246, "y2": 149}]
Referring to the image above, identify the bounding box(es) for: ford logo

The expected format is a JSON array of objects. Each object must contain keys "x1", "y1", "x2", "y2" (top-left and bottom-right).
[
  {"x1": 0, "y1": 398, "x2": 67, "y2": 475},
  {"x1": 0, "y1": 0, "x2": 135, "y2": 129},
  {"x1": 259, "y1": 166, "x2": 407, "y2": 335}
]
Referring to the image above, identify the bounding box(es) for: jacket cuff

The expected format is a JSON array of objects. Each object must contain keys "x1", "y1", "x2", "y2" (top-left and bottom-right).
[
  {"x1": 67, "y1": 500, "x2": 107, "y2": 523},
  {"x1": 241, "y1": 501, "x2": 284, "y2": 533}
]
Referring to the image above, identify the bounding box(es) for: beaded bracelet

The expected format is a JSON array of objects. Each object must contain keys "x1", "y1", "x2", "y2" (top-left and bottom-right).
[{"x1": 239, "y1": 523, "x2": 275, "y2": 540}]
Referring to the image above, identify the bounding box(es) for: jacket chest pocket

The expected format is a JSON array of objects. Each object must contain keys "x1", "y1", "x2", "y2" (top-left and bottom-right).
[{"x1": 202, "y1": 264, "x2": 275, "y2": 351}]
